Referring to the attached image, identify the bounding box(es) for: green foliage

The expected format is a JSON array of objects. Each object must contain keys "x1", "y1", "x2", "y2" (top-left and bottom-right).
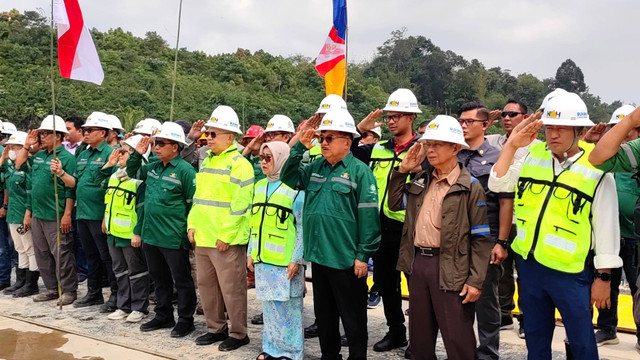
[{"x1": 554, "y1": 59, "x2": 586, "y2": 93}]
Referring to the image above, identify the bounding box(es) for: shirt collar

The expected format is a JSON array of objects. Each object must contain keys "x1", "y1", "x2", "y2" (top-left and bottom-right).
[
  {"x1": 432, "y1": 164, "x2": 461, "y2": 186},
  {"x1": 92, "y1": 141, "x2": 108, "y2": 152},
  {"x1": 323, "y1": 152, "x2": 353, "y2": 169},
  {"x1": 467, "y1": 140, "x2": 493, "y2": 157},
  {"x1": 207, "y1": 143, "x2": 238, "y2": 157}
]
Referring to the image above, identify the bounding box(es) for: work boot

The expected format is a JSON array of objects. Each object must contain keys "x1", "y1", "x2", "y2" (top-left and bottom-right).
[
  {"x1": 3, "y1": 268, "x2": 26, "y2": 295},
  {"x1": 14, "y1": 270, "x2": 39, "y2": 298},
  {"x1": 100, "y1": 291, "x2": 117, "y2": 313},
  {"x1": 33, "y1": 289, "x2": 59, "y2": 302},
  {"x1": 0, "y1": 283, "x2": 9, "y2": 291},
  {"x1": 373, "y1": 330, "x2": 408, "y2": 352},
  {"x1": 74, "y1": 292, "x2": 104, "y2": 308},
  {"x1": 57, "y1": 292, "x2": 77, "y2": 306}
]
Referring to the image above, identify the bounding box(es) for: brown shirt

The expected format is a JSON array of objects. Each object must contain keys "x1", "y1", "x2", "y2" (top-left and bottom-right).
[{"x1": 414, "y1": 165, "x2": 461, "y2": 248}]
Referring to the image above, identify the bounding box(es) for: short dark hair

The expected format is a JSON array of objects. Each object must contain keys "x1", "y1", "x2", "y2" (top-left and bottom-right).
[
  {"x1": 418, "y1": 121, "x2": 429, "y2": 129},
  {"x1": 66, "y1": 116, "x2": 84, "y2": 130},
  {"x1": 174, "y1": 120, "x2": 192, "y2": 135},
  {"x1": 506, "y1": 99, "x2": 528, "y2": 114},
  {"x1": 458, "y1": 101, "x2": 490, "y2": 122}
]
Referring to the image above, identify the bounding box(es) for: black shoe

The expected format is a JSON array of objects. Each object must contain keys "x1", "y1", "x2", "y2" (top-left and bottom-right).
[
  {"x1": 251, "y1": 313, "x2": 264, "y2": 325},
  {"x1": 195, "y1": 329, "x2": 229, "y2": 345},
  {"x1": 73, "y1": 293, "x2": 104, "y2": 308},
  {"x1": 4, "y1": 268, "x2": 26, "y2": 294},
  {"x1": 219, "y1": 335, "x2": 250, "y2": 351},
  {"x1": 373, "y1": 331, "x2": 408, "y2": 352},
  {"x1": 14, "y1": 270, "x2": 39, "y2": 298},
  {"x1": 140, "y1": 318, "x2": 176, "y2": 332},
  {"x1": 304, "y1": 321, "x2": 318, "y2": 339},
  {"x1": 0, "y1": 283, "x2": 10, "y2": 291},
  {"x1": 404, "y1": 345, "x2": 411, "y2": 359},
  {"x1": 500, "y1": 315, "x2": 514, "y2": 330},
  {"x1": 99, "y1": 302, "x2": 117, "y2": 313},
  {"x1": 171, "y1": 322, "x2": 195, "y2": 338},
  {"x1": 340, "y1": 334, "x2": 348, "y2": 347}
]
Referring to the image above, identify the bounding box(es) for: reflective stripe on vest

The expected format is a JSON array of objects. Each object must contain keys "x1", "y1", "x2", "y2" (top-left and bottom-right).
[
  {"x1": 249, "y1": 179, "x2": 297, "y2": 267},
  {"x1": 512, "y1": 142, "x2": 604, "y2": 273},
  {"x1": 370, "y1": 140, "x2": 407, "y2": 222},
  {"x1": 104, "y1": 174, "x2": 140, "y2": 239}
]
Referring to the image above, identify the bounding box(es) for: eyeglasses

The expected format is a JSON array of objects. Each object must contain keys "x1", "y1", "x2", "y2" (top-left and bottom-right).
[
  {"x1": 259, "y1": 154, "x2": 272, "y2": 163},
  {"x1": 318, "y1": 135, "x2": 350, "y2": 144},
  {"x1": 264, "y1": 132, "x2": 288, "y2": 140},
  {"x1": 458, "y1": 118, "x2": 486, "y2": 126},
  {"x1": 82, "y1": 127, "x2": 103, "y2": 134},
  {"x1": 204, "y1": 131, "x2": 231, "y2": 138},
  {"x1": 384, "y1": 114, "x2": 406, "y2": 123},
  {"x1": 153, "y1": 140, "x2": 172, "y2": 147},
  {"x1": 38, "y1": 131, "x2": 53, "y2": 137},
  {"x1": 501, "y1": 111, "x2": 524, "y2": 118}
]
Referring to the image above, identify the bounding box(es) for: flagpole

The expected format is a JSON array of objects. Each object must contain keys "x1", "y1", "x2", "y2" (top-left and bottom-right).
[
  {"x1": 343, "y1": 0, "x2": 348, "y2": 102},
  {"x1": 50, "y1": 0, "x2": 63, "y2": 311},
  {"x1": 169, "y1": 0, "x2": 184, "y2": 122}
]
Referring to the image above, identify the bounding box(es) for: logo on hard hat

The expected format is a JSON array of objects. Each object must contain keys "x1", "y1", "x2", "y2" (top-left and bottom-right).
[
  {"x1": 617, "y1": 114, "x2": 625, "y2": 119},
  {"x1": 267, "y1": 123, "x2": 274, "y2": 127},
  {"x1": 390, "y1": 101, "x2": 399, "y2": 106},
  {"x1": 210, "y1": 117, "x2": 218, "y2": 123},
  {"x1": 428, "y1": 123, "x2": 438, "y2": 129},
  {"x1": 9, "y1": 136, "x2": 14, "y2": 141},
  {"x1": 450, "y1": 127, "x2": 462, "y2": 135},
  {"x1": 547, "y1": 110, "x2": 561, "y2": 118},
  {"x1": 322, "y1": 103, "x2": 330, "y2": 108},
  {"x1": 322, "y1": 119, "x2": 332, "y2": 125},
  {"x1": 576, "y1": 112, "x2": 588, "y2": 118}
]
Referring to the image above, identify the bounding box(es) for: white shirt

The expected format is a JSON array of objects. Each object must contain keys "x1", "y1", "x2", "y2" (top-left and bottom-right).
[{"x1": 488, "y1": 150, "x2": 622, "y2": 270}]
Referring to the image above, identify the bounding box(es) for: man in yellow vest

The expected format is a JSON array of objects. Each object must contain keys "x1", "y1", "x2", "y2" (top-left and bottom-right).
[
  {"x1": 489, "y1": 91, "x2": 622, "y2": 359},
  {"x1": 188, "y1": 105, "x2": 254, "y2": 352}
]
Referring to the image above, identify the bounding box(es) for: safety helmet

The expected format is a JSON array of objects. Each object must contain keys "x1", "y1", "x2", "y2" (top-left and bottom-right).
[
  {"x1": 418, "y1": 115, "x2": 469, "y2": 149},
  {"x1": 316, "y1": 109, "x2": 360, "y2": 136},
  {"x1": 316, "y1": 94, "x2": 348, "y2": 114},
  {"x1": 108, "y1": 114, "x2": 124, "y2": 131},
  {"x1": 206, "y1": 105, "x2": 243, "y2": 134},
  {"x1": 134, "y1": 118, "x2": 162, "y2": 135},
  {"x1": 5, "y1": 131, "x2": 28, "y2": 146},
  {"x1": 538, "y1": 88, "x2": 568, "y2": 112},
  {"x1": 541, "y1": 92, "x2": 594, "y2": 127},
  {"x1": 265, "y1": 115, "x2": 295, "y2": 134},
  {"x1": 1, "y1": 122, "x2": 17, "y2": 135},
  {"x1": 123, "y1": 134, "x2": 151, "y2": 159},
  {"x1": 243, "y1": 125, "x2": 264, "y2": 138},
  {"x1": 370, "y1": 126, "x2": 382, "y2": 139},
  {"x1": 609, "y1": 105, "x2": 637, "y2": 124},
  {"x1": 155, "y1": 122, "x2": 187, "y2": 145},
  {"x1": 383, "y1": 88, "x2": 422, "y2": 114},
  {"x1": 83, "y1": 111, "x2": 112, "y2": 130},
  {"x1": 38, "y1": 115, "x2": 69, "y2": 134}
]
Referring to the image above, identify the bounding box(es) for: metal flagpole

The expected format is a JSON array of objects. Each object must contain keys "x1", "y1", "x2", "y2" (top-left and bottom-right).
[
  {"x1": 169, "y1": 0, "x2": 184, "y2": 121},
  {"x1": 343, "y1": 0, "x2": 348, "y2": 101}
]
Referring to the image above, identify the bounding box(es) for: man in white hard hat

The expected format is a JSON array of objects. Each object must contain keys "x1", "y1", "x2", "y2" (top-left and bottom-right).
[
  {"x1": 358, "y1": 126, "x2": 381, "y2": 146},
  {"x1": 490, "y1": 92, "x2": 621, "y2": 359},
  {"x1": 107, "y1": 114, "x2": 124, "y2": 148},
  {"x1": 388, "y1": 115, "x2": 492, "y2": 360},
  {"x1": 188, "y1": 105, "x2": 254, "y2": 351},
  {"x1": 73, "y1": 112, "x2": 118, "y2": 312},
  {"x1": 350, "y1": 88, "x2": 427, "y2": 353},
  {"x1": 242, "y1": 115, "x2": 295, "y2": 167},
  {"x1": 281, "y1": 108, "x2": 381, "y2": 360},
  {"x1": 15, "y1": 115, "x2": 79, "y2": 305},
  {"x1": 126, "y1": 121, "x2": 197, "y2": 338}
]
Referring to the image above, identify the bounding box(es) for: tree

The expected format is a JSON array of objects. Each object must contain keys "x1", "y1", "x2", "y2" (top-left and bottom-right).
[{"x1": 554, "y1": 59, "x2": 586, "y2": 93}]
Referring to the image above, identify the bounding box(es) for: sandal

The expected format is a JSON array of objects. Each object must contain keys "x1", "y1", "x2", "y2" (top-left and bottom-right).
[{"x1": 256, "y1": 352, "x2": 269, "y2": 360}]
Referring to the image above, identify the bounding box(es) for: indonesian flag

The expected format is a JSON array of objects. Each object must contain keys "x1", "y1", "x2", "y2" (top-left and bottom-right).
[
  {"x1": 315, "y1": 0, "x2": 347, "y2": 96},
  {"x1": 53, "y1": 0, "x2": 104, "y2": 85}
]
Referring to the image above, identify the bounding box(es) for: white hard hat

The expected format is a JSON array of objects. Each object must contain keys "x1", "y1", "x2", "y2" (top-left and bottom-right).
[
  {"x1": 108, "y1": 114, "x2": 124, "y2": 131},
  {"x1": 418, "y1": 115, "x2": 469, "y2": 149},
  {"x1": 316, "y1": 109, "x2": 360, "y2": 136},
  {"x1": 541, "y1": 92, "x2": 594, "y2": 127},
  {"x1": 539, "y1": 88, "x2": 568, "y2": 111},
  {"x1": 316, "y1": 94, "x2": 348, "y2": 114},
  {"x1": 39, "y1": 115, "x2": 69, "y2": 134},
  {"x1": 155, "y1": 122, "x2": 187, "y2": 145},
  {"x1": 5, "y1": 131, "x2": 28, "y2": 146},
  {"x1": 1, "y1": 122, "x2": 17, "y2": 134},
  {"x1": 83, "y1": 111, "x2": 112, "y2": 130},
  {"x1": 134, "y1": 118, "x2": 162, "y2": 135},
  {"x1": 205, "y1": 105, "x2": 243, "y2": 134},
  {"x1": 265, "y1": 115, "x2": 295, "y2": 134},
  {"x1": 123, "y1": 134, "x2": 151, "y2": 159},
  {"x1": 609, "y1": 105, "x2": 637, "y2": 124},
  {"x1": 370, "y1": 126, "x2": 382, "y2": 139},
  {"x1": 383, "y1": 88, "x2": 422, "y2": 114}
]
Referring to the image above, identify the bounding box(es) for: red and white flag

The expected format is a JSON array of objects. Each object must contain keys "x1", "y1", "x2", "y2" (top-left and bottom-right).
[{"x1": 53, "y1": 0, "x2": 104, "y2": 85}]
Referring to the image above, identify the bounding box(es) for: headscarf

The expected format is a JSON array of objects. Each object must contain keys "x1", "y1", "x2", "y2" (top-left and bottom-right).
[{"x1": 260, "y1": 141, "x2": 290, "y2": 182}]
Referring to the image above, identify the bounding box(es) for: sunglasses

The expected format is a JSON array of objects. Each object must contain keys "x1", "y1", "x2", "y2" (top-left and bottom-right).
[
  {"x1": 384, "y1": 114, "x2": 406, "y2": 123},
  {"x1": 458, "y1": 118, "x2": 486, "y2": 126},
  {"x1": 259, "y1": 154, "x2": 272, "y2": 163},
  {"x1": 501, "y1": 111, "x2": 524, "y2": 118},
  {"x1": 204, "y1": 131, "x2": 231, "y2": 138},
  {"x1": 318, "y1": 135, "x2": 350, "y2": 144},
  {"x1": 264, "y1": 132, "x2": 288, "y2": 140},
  {"x1": 154, "y1": 140, "x2": 173, "y2": 147},
  {"x1": 38, "y1": 131, "x2": 53, "y2": 137},
  {"x1": 83, "y1": 127, "x2": 104, "y2": 134}
]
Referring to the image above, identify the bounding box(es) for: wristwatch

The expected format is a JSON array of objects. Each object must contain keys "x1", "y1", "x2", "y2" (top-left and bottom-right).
[
  {"x1": 594, "y1": 271, "x2": 611, "y2": 282},
  {"x1": 496, "y1": 239, "x2": 509, "y2": 249}
]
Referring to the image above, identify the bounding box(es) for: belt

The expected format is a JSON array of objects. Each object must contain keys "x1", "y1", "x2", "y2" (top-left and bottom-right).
[{"x1": 415, "y1": 246, "x2": 440, "y2": 256}]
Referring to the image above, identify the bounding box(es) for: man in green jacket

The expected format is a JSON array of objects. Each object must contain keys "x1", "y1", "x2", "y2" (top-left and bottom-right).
[{"x1": 281, "y1": 109, "x2": 381, "y2": 360}]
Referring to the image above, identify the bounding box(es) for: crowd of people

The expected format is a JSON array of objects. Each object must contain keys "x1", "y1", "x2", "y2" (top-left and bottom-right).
[{"x1": 0, "y1": 88, "x2": 638, "y2": 360}]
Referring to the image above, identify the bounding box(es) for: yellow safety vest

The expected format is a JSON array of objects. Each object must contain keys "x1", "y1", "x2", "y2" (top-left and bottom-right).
[
  {"x1": 104, "y1": 174, "x2": 141, "y2": 239},
  {"x1": 249, "y1": 179, "x2": 298, "y2": 266},
  {"x1": 309, "y1": 141, "x2": 323, "y2": 162},
  {"x1": 370, "y1": 140, "x2": 408, "y2": 222},
  {"x1": 513, "y1": 142, "x2": 604, "y2": 273}
]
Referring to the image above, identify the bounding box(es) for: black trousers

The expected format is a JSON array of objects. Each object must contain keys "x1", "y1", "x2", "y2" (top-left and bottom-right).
[
  {"x1": 144, "y1": 244, "x2": 196, "y2": 324},
  {"x1": 312, "y1": 262, "x2": 368, "y2": 360},
  {"x1": 372, "y1": 230, "x2": 405, "y2": 334},
  {"x1": 77, "y1": 219, "x2": 116, "y2": 298}
]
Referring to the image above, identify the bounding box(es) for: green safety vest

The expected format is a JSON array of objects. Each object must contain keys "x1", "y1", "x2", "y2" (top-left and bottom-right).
[
  {"x1": 104, "y1": 174, "x2": 142, "y2": 239},
  {"x1": 370, "y1": 140, "x2": 408, "y2": 222},
  {"x1": 249, "y1": 179, "x2": 298, "y2": 266},
  {"x1": 513, "y1": 142, "x2": 604, "y2": 273}
]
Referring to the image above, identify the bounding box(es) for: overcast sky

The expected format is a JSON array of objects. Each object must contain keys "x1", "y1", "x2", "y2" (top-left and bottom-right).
[{"x1": 6, "y1": 0, "x2": 638, "y2": 105}]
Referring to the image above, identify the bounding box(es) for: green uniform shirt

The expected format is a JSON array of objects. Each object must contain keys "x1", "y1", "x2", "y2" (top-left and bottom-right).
[
  {"x1": 126, "y1": 152, "x2": 196, "y2": 250},
  {"x1": 595, "y1": 138, "x2": 640, "y2": 173},
  {"x1": 245, "y1": 154, "x2": 266, "y2": 182},
  {"x1": 28, "y1": 145, "x2": 77, "y2": 221},
  {"x1": 280, "y1": 141, "x2": 381, "y2": 270},
  {"x1": 75, "y1": 141, "x2": 113, "y2": 220},
  {"x1": 3, "y1": 161, "x2": 30, "y2": 225},
  {"x1": 615, "y1": 173, "x2": 640, "y2": 239}
]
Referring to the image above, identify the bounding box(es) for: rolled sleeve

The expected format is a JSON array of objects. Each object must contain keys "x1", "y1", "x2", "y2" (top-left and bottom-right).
[
  {"x1": 592, "y1": 173, "x2": 623, "y2": 269},
  {"x1": 488, "y1": 156, "x2": 524, "y2": 193}
]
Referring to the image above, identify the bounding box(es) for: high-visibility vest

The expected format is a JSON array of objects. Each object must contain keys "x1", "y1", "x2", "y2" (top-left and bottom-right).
[
  {"x1": 104, "y1": 174, "x2": 141, "y2": 239},
  {"x1": 370, "y1": 140, "x2": 408, "y2": 222},
  {"x1": 249, "y1": 179, "x2": 298, "y2": 266},
  {"x1": 513, "y1": 142, "x2": 604, "y2": 273},
  {"x1": 309, "y1": 143, "x2": 323, "y2": 162}
]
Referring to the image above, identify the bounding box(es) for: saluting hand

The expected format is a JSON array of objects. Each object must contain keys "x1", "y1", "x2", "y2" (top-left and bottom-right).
[
  {"x1": 247, "y1": 133, "x2": 265, "y2": 152},
  {"x1": 357, "y1": 109, "x2": 384, "y2": 133},
  {"x1": 505, "y1": 111, "x2": 542, "y2": 149},
  {"x1": 105, "y1": 149, "x2": 121, "y2": 168},
  {"x1": 489, "y1": 110, "x2": 502, "y2": 127},
  {"x1": 189, "y1": 120, "x2": 206, "y2": 140},
  {"x1": 300, "y1": 129, "x2": 316, "y2": 149},
  {"x1": 354, "y1": 259, "x2": 367, "y2": 278},
  {"x1": 25, "y1": 130, "x2": 38, "y2": 147},
  {"x1": 399, "y1": 143, "x2": 427, "y2": 173},
  {"x1": 300, "y1": 114, "x2": 322, "y2": 132},
  {"x1": 136, "y1": 136, "x2": 151, "y2": 155},
  {"x1": 582, "y1": 122, "x2": 607, "y2": 143}
]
